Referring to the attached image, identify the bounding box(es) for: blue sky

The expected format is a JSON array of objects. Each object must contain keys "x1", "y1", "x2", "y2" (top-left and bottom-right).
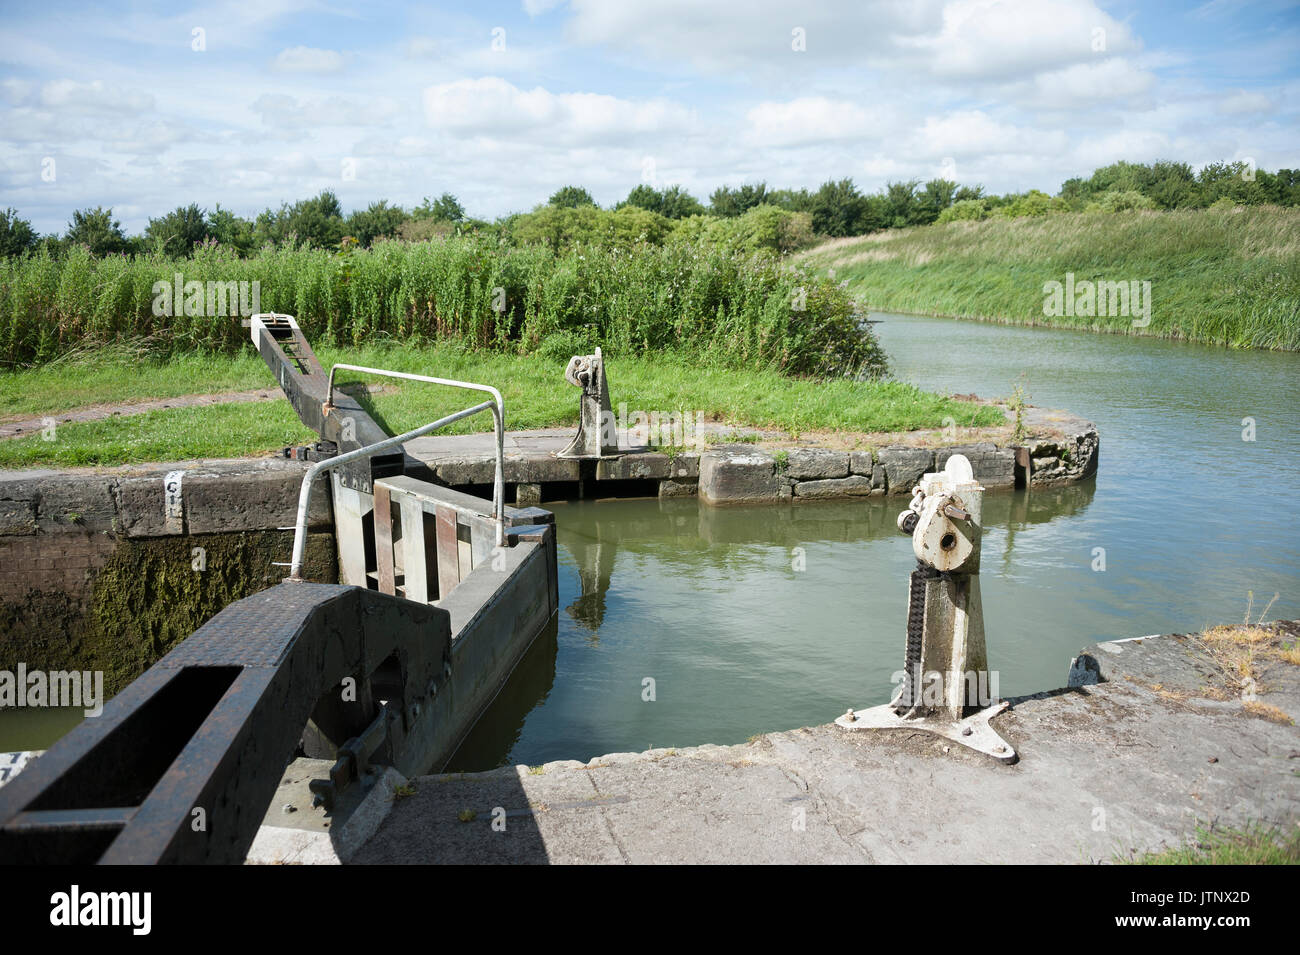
[{"x1": 1, "y1": 0, "x2": 1296, "y2": 234}]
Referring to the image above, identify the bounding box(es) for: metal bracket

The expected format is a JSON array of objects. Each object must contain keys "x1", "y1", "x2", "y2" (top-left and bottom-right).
[
  {"x1": 556, "y1": 347, "x2": 619, "y2": 459},
  {"x1": 309, "y1": 705, "x2": 398, "y2": 811},
  {"x1": 835, "y1": 700, "x2": 1017, "y2": 763}
]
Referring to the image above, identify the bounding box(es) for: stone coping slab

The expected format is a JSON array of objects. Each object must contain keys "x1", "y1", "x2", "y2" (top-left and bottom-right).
[{"x1": 353, "y1": 622, "x2": 1299, "y2": 865}]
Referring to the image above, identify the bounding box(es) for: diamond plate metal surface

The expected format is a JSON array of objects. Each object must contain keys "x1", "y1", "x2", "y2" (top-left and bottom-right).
[{"x1": 157, "y1": 583, "x2": 355, "y2": 668}]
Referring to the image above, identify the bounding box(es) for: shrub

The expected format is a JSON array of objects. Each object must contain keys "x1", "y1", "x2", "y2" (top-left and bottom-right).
[
  {"x1": 938, "y1": 199, "x2": 989, "y2": 224},
  {"x1": 1084, "y1": 190, "x2": 1158, "y2": 213}
]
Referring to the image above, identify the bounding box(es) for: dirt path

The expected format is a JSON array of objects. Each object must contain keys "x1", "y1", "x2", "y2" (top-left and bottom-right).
[{"x1": 0, "y1": 389, "x2": 284, "y2": 440}]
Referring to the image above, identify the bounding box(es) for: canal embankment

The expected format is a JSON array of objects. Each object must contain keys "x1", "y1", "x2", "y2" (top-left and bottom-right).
[
  {"x1": 0, "y1": 457, "x2": 335, "y2": 695},
  {"x1": 0, "y1": 405, "x2": 1095, "y2": 702}
]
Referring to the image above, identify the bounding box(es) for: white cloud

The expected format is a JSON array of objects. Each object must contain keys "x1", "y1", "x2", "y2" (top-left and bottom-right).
[
  {"x1": 912, "y1": 110, "x2": 1066, "y2": 157},
  {"x1": 1217, "y1": 90, "x2": 1274, "y2": 114},
  {"x1": 564, "y1": 0, "x2": 939, "y2": 73},
  {"x1": 1027, "y1": 59, "x2": 1156, "y2": 107},
  {"x1": 522, "y1": 0, "x2": 565, "y2": 14},
  {"x1": 745, "y1": 98, "x2": 892, "y2": 146},
  {"x1": 252, "y1": 93, "x2": 399, "y2": 129},
  {"x1": 422, "y1": 77, "x2": 694, "y2": 142},
  {"x1": 39, "y1": 79, "x2": 153, "y2": 113},
  {"x1": 273, "y1": 46, "x2": 348, "y2": 73},
  {"x1": 899, "y1": 0, "x2": 1141, "y2": 81}
]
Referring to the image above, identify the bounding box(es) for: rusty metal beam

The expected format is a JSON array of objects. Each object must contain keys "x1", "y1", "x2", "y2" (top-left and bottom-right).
[
  {"x1": 249, "y1": 314, "x2": 403, "y2": 492},
  {"x1": 0, "y1": 583, "x2": 451, "y2": 865}
]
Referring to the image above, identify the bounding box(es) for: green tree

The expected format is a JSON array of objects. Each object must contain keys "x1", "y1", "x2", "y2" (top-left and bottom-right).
[
  {"x1": 345, "y1": 200, "x2": 409, "y2": 246},
  {"x1": 657, "y1": 185, "x2": 706, "y2": 219},
  {"x1": 767, "y1": 187, "x2": 815, "y2": 213},
  {"x1": 510, "y1": 204, "x2": 602, "y2": 249},
  {"x1": 145, "y1": 203, "x2": 211, "y2": 255},
  {"x1": 65, "y1": 206, "x2": 128, "y2": 256},
  {"x1": 413, "y1": 192, "x2": 466, "y2": 222},
  {"x1": 917, "y1": 179, "x2": 958, "y2": 224},
  {"x1": 548, "y1": 185, "x2": 597, "y2": 208},
  {"x1": 709, "y1": 182, "x2": 768, "y2": 217},
  {"x1": 883, "y1": 180, "x2": 922, "y2": 228},
  {"x1": 0, "y1": 208, "x2": 38, "y2": 257},
  {"x1": 1142, "y1": 160, "x2": 1197, "y2": 209},
  {"x1": 621, "y1": 184, "x2": 705, "y2": 219},
  {"x1": 255, "y1": 190, "x2": 345, "y2": 248},
  {"x1": 810, "y1": 178, "x2": 867, "y2": 236},
  {"x1": 208, "y1": 205, "x2": 256, "y2": 255}
]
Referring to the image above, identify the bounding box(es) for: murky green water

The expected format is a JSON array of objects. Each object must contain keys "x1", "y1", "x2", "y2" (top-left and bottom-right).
[
  {"x1": 0, "y1": 705, "x2": 87, "y2": 753},
  {"x1": 447, "y1": 313, "x2": 1300, "y2": 770}
]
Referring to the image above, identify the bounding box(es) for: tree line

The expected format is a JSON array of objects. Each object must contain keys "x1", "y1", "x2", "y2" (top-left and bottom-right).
[{"x1": 2, "y1": 159, "x2": 1296, "y2": 259}]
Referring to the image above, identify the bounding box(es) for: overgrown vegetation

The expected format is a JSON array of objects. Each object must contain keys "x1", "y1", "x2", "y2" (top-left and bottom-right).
[
  {"x1": 802, "y1": 206, "x2": 1300, "y2": 350},
  {"x1": 0, "y1": 238, "x2": 883, "y2": 376}
]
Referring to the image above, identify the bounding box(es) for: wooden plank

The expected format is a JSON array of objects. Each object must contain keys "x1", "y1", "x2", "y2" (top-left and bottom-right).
[
  {"x1": 330, "y1": 474, "x2": 370, "y2": 587},
  {"x1": 373, "y1": 483, "x2": 396, "y2": 595},
  {"x1": 435, "y1": 504, "x2": 460, "y2": 599},
  {"x1": 376, "y1": 475, "x2": 525, "y2": 524},
  {"x1": 399, "y1": 498, "x2": 429, "y2": 603}
]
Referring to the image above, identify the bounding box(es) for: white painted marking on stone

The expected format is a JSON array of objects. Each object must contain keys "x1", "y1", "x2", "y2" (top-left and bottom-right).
[{"x1": 164, "y1": 469, "x2": 185, "y2": 520}]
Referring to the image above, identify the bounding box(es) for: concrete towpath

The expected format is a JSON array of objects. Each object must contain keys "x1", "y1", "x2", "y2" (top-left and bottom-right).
[{"x1": 350, "y1": 625, "x2": 1300, "y2": 865}]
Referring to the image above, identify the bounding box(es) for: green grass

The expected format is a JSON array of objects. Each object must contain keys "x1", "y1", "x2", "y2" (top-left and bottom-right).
[
  {"x1": 801, "y1": 205, "x2": 1300, "y2": 350},
  {"x1": 0, "y1": 343, "x2": 273, "y2": 417},
  {"x1": 0, "y1": 342, "x2": 1002, "y2": 468},
  {"x1": 1121, "y1": 823, "x2": 1300, "y2": 865}
]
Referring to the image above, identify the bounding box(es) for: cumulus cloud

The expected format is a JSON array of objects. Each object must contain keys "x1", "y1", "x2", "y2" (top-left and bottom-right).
[
  {"x1": 744, "y1": 98, "x2": 892, "y2": 146},
  {"x1": 564, "y1": 0, "x2": 938, "y2": 73},
  {"x1": 422, "y1": 77, "x2": 695, "y2": 143},
  {"x1": 898, "y1": 0, "x2": 1141, "y2": 81},
  {"x1": 1026, "y1": 59, "x2": 1156, "y2": 108},
  {"x1": 912, "y1": 109, "x2": 1067, "y2": 157},
  {"x1": 1, "y1": 0, "x2": 1294, "y2": 236}
]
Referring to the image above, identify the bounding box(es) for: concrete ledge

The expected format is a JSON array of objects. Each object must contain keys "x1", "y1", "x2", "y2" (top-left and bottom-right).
[
  {"x1": 698, "y1": 447, "x2": 781, "y2": 505},
  {"x1": 354, "y1": 621, "x2": 1300, "y2": 865},
  {"x1": 793, "y1": 474, "x2": 878, "y2": 499},
  {"x1": 0, "y1": 457, "x2": 333, "y2": 538},
  {"x1": 876, "y1": 447, "x2": 934, "y2": 493},
  {"x1": 784, "y1": 449, "x2": 849, "y2": 481}
]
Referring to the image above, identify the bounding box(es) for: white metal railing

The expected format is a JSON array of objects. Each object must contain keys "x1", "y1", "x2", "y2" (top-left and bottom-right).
[{"x1": 285, "y1": 365, "x2": 507, "y2": 581}]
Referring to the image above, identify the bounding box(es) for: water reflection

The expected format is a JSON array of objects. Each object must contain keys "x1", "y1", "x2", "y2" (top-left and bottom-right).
[
  {"x1": 446, "y1": 478, "x2": 1099, "y2": 771},
  {"x1": 563, "y1": 530, "x2": 617, "y2": 643}
]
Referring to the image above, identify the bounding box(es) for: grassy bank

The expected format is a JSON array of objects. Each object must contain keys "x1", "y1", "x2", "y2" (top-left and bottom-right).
[
  {"x1": 0, "y1": 237, "x2": 883, "y2": 377},
  {"x1": 1123, "y1": 822, "x2": 1300, "y2": 864},
  {"x1": 801, "y1": 206, "x2": 1300, "y2": 350},
  {"x1": 0, "y1": 342, "x2": 1002, "y2": 468}
]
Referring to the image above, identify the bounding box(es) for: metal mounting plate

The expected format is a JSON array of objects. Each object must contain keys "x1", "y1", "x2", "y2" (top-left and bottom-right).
[{"x1": 835, "y1": 700, "x2": 1017, "y2": 763}]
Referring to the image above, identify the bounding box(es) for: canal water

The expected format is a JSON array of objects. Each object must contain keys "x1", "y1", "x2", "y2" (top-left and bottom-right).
[
  {"x1": 447, "y1": 313, "x2": 1300, "y2": 770},
  {"x1": 5, "y1": 314, "x2": 1297, "y2": 767}
]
